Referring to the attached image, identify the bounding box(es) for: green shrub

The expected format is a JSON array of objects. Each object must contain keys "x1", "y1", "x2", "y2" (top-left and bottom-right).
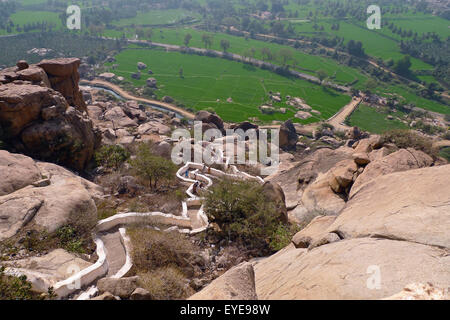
[
  {"x1": 203, "y1": 178, "x2": 286, "y2": 255},
  {"x1": 0, "y1": 266, "x2": 34, "y2": 300},
  {"x1": 0, "y1": 266, "x2": 57, "y2": 300},
  {"x1": 56, "y1": 226, "x2": 87, "y2": 254},
  {"x1": 269, "y1": 224, "x2": 300, "y2": 251},
  {"x1": 129, "y1": 143, "x2": 177, "y2": 190},
  {"x1": 95, "y1": 145, "x2": 130, "y2": 169},
  {"x1": 381, "y1": 129, "x2": 437, "y2": 158}
]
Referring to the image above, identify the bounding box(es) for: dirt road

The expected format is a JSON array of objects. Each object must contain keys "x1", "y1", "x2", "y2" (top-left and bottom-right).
[
  {"x1": 84, "y1": 79, "x2": 362, "y2": 132},
  {"x1": 81, "y1": 79, "x2": 195, "y2": 119}
]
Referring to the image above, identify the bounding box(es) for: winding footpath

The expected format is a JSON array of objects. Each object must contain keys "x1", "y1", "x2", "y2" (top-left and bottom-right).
[{"x1": 21, "y1": 139, "x2": 264, "y2": 300}]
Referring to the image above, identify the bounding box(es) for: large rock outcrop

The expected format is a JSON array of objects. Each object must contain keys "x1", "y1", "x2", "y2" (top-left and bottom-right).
[
  {"x1": 85, "y1": 94, "x2": 175, "y2": 146},
  {"x1": 0, "y1": 150, "x2": 41, "y2": 196},
  {"x1": 0, "y1": 150, "x2": 102, "y2": 241},
  {"x1": 254, "y1": 239, "x2": 449, "y2": 300},
  {"x1": 0, "y1": 59, "x2": 100, "y2": 171},
  {"x1": 267, "y1": 147, "x2": 354, "y2": 221},
  {"x1": 327, "y1": 165, "x2": 450, "y2": 248},
  {"x1": 36, "y1": 58, "x2": 86, "y2": 112},
  {"x1": 349, "y1": 148, "x2": 433, "y2": 197},
  {"x1": 252, "y1": 165, "x2": 450, "y2": 300},
  {"x1": 262, "y1": 181, "x2": 288, "y2": 223}
]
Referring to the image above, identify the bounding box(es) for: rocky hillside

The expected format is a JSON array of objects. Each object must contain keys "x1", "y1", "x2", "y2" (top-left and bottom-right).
[
  {"x1": 0, "y1": 59, "x2": 100, "y2": 171},
  {"x1": 191, "y1": 135, "x2": 450, "y2": 300}
]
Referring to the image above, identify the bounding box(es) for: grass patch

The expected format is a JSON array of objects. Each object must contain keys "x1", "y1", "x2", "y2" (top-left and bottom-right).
[
  {"x1": 111, "y1": 9, "x2": 200, "y2": 27},
  {"x1": 349, "y1": 104, "x2": 407, "y2": 134}
]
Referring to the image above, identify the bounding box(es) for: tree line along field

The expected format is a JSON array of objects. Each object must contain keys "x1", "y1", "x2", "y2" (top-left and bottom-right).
[
  {"x1": 282, "y1": 19, "x2": 434, "y2": 71},
  {"x1": 103, "y1": 27, "x2": 369, "y2": 87},
  {"x1": 105, "y1": 48, "x2": 351, "y2": 124},
  {"x1": 267, "y1": 2, "x2": 449, "y2": 77}
]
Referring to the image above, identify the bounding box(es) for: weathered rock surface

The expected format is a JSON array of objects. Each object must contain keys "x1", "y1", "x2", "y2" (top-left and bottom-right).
[
  {"x1": 292, "y1": 215, "x2": 337, "y2": 248},
  {"x1": 253, "y1": 163, "x2": 450, "y2": 300},
  {"x1": 328, "y1": 159, "x2": 358, "y2": 193},
  {"x1": 0, "y1": 151, "x2": 101, "y2": 241},
  {"x1": 137, "y1": 121, "x2": 170, "y2": 136},
  {"x1": 327, "y1": 165, "x2": 450, "y2": 249},
  {"x1": 130, "y1": 288, "x2": 153, "y2": 300},
  {"x1": 0, "y1": 150, "x2": 41, "y2": 196},
  {"x1": 195, "y1": 110, "x2": 225, "y2": 134},
  {"x1": 104, "y1": 107, "x2": 137, "y2": 128},
  {"x1": 254, "y1": 239, "x2": 450, "y2": 300},
  {"x1": 267, "y1": 147, "x2": 354, "y2": 216},
  {"x1": 0, "y1": 177, "x2": 97, "y2": 240},
  {"x1": 3, "y1": 249, "x2": 92, "y2": 291},
  {"x1": 300, "y1": 171, "x2": 346, "y2": 217},
  {"x1": 353, "y1": 135, "x2": 381, "y2": 154},
  {"x1": 350, "y1": 148, "x2": 433, "y2": 198},
  {"x1": 189, "y1": 262, "x2": 258, "y2": 300},
  {"x1": 383, "y1": 283, "x2": 449, "y2": 300}
]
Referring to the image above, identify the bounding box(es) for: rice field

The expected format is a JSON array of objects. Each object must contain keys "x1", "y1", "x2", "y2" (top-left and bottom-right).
[{"x1": 106, "y1": 48, "x2": 352, "y2": 124}]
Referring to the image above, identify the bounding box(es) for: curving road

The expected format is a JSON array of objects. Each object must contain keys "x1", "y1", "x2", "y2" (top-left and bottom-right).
[
  {"x1": 81, "y1": 79, "x2": 195, "y2": 119},
  {"x1": 85, "y1": 78, "x2": 363, "y2": 132}
]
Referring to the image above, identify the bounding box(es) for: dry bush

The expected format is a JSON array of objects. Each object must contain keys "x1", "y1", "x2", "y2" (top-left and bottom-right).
[
  {"x1": 127, "y1": 227, "x2": 196, "y2": 276},
  {"x1": 137, "y1": 267, "x2": 194, "y2": 300},
  {"x1": 381, "y1": 129, "x2": 438, "y2": 158}
]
